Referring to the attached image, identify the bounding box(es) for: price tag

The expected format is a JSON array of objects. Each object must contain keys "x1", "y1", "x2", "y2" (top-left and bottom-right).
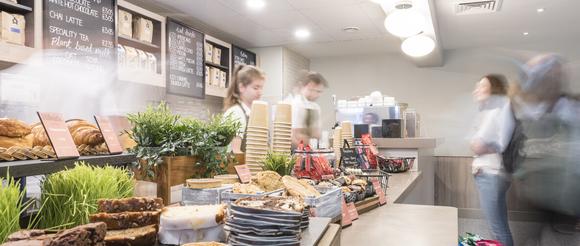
[
  {"x1": 37, "y1": 112, "x2": 80, "y2": 159},
  {"x1": 347, "y1": 202, "x2": 359, "y2": 220},
  {"x1": 321, "y1": 174, "x2": 334, "y2": 180},
  {"x1": 94, "y1": 116, "x2": 123, "y2": 154},
  {"x1": 234, "y1": 165, "x2": 252, "y2": 184},
  {"x1": 372, "y1": 178, "x2": 387, "y2": 205},
  {"x1": 341, "y1": 196, "x2": 352, "y2": 226}
]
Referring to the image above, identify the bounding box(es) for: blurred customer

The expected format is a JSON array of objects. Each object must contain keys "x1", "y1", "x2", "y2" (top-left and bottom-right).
[
  {"x1": 471, "y1": 74, "x2": 515, "y2": 246},
  {"x1": 285, "y1": 71, "x2": 328, "y2": 147},
  {"x1": 511, "y1": 54, "x2": 580, "y2": 232},
  {"x1": 224, "y1": 65, "x2": 266, "y2": 153}
]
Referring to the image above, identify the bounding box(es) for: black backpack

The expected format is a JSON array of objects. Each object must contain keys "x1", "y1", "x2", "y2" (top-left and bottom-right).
[{"x1": 502, "y1": 107, "x2": 526, "y2": 173}]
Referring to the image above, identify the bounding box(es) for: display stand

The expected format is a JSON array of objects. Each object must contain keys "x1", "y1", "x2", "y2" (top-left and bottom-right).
[{"x1": 204, "y1": 34, "x2": 231, "y2": 97}]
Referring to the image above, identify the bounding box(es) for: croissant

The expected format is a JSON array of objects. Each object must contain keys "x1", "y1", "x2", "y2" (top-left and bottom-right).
[
  {"x1": 31, "y1": 123, "x2": 50, "y2": 147},
  {"x1": 66, "y1": 119, "x2": 104, "y2": 146},
  {"x1": 0, "y1": 118, "x2": 31, "y2": 137}
]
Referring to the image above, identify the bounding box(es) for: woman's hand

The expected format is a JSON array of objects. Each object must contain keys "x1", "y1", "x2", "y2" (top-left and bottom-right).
[{"x1": 471, "y1": 139, "x2": 495, "y2": 155}]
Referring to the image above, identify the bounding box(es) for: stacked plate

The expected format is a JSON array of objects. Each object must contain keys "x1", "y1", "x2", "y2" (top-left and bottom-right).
[
  {"x1": 300, "y1": 207, "x2": 309, "y2": 230},
  {"x1": 245, "y1": 101, "x2": 269, "y2": 174},
  {"x1": 341, "y1": 121, "x2": 354, "y2": 147},
  {"x1": 332, "y1": 126, "x2": 342, "y2": 167},
  {"x1": 226, "y1": 198, "x2": 303, "y2": 246},
  {"x1": 272, "y1": 102, "x2": 292, "y2": 154}
]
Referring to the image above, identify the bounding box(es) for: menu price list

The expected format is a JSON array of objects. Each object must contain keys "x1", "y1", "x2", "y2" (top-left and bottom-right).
[{"x1": 166, "y1": 19, "x2": 205, "y2": 98}]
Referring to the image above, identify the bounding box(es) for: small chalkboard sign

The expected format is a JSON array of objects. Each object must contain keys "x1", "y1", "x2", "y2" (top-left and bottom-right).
[
  {"x1": 234, "y1": 164, "x2": 252, "y2": 184},
  {"x1": 340, "y1": 140, "x2": 358, "y2": 167},
  {"x1": 166, "y1": 19, "x2": 205, "y2": 98},
  {"x1": 232, "y1": 45, "x2": 256, "y2": 66}
]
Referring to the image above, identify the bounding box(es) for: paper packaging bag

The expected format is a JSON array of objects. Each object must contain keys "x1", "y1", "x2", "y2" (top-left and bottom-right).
[
  {"x1": 117, "y1": 45, "x2": 126, "y2": 67},
  {"x1": 0, "y1": 12, "x2": 25, "y2": 46},
  {"x1": 219, "y1": 71, "x2": 227, "y2": 88},
  {"x1": 136, "y1": 49, "x2": 148, "y2": 71},
  {"x1": 146, "y1": 52, "x2": 157, "y2": 73},
  {"x1": 205, "y1": 43, "x2": 213, "y2": 63},
  {"x1": 209, "y1": 68, "x2": 218, "y2": 86},
  {"x1": 124, "y1": 46, "x2": 139, "y2": 70},
  {"x1": 133, "y1": 17, "x2": 153, "y2": 43},
  {"x1": 213, "y1": 69, "x2": 221, "y2": 87},
  {"x1": 204, "y1": 66, "x2": 210, "y2": 85},
  {"x1": 212, "y1": 47, "x2": 222, "y2": 64},
  {"x1": 118, "y1": 9, "x2": 132, "y2": 38}
]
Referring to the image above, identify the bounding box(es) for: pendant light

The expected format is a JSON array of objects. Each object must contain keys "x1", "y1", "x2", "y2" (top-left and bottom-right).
[
  {"x1": 401, "y1": 34, "x2": 435, "y2": 57},
  {"x1": 384, "y1": 1, "x2": 424, "y2": 38}
]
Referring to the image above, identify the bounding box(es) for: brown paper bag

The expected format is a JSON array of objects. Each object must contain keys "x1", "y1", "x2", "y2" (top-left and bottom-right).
[
  {"x1": 118, "y1": 9, "x2": 132, "y2": 38},
  {"x1": 0, "y1": 12, "x2": 25, "y2": 45},
  {"x1": 133, "y1": 17, "x2": 153, "y2": 43}
]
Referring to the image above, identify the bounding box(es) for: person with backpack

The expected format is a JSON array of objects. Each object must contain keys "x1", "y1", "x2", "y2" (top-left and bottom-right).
[{"x1": 470, "y1": 74, "x2": 515, "y2": 246}]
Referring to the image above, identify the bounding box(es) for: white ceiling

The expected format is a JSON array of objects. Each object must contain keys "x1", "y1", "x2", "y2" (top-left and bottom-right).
[{"x1": 137, "y1": 0, "x2": 580, "y2": 58}]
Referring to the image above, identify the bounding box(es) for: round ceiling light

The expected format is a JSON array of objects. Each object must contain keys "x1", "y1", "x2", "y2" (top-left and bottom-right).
[
  {"x1": 294, "y1": 28, "x2": 311, "y2": 39},
  {"x1": 401, "y1": 35, "x2": 435, "y2": 57},
  {"x1": 246, "y1": 0, "x2": 266, "y2": 10},
  {"x1": 384, "y1": 8, "x2": 425, "y2": 38}
]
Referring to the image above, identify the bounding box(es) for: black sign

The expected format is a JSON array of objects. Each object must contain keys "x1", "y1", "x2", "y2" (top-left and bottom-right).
[
  {"x1": 166, "y1": 19, "x2": 205, "y2": 98},
  {"x1": 340, "y1": 140, "x2": 358, "y2": 167},
  {"x1": 232, "y1": 45, "x2": 256, "y2": 66},
  {"x1": 43, "y1": 0, "x2": 116, "y2": 71}
]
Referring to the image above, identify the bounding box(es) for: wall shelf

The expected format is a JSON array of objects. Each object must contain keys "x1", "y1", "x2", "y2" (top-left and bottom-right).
[
  {"x1": 205, "y1": 61, "x2": 228, "y2": 71},
  {"x1": 118, "y1": 35, "x2": 160, "y2": 52},
  {"x1": 0, "y1": 42, "x2": 38, "y2": 64},
  {"x1": 205, "y1": 85, "x2": 227, "y2": 98},
  {"x1": 118, "y1": 68, "x2": 165, "y2": 87},
  {"x1": 0, "y1": 153, "x2": 137, "y2": 178},
  {"x1": 0, "y1": 0, "x2": 32, "y2": 14}
]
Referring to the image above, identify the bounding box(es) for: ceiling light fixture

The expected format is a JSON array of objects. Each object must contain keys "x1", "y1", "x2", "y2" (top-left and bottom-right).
[
  {"x1": 384, "y1": 3, "x2": 425, "y2": 38},
  {"x1": 246, "y1": 0, "x2": 266, "y2": 10},
  {"x1": 294, "y1": 29, "x2": 311, "y2": 39},
  {"x1": 401, "y1": 35, "x2": 435, "y2": 57},
  {"x1": 342, "y1": 26, "x2": 360, "y2": 33},
  {"x1": 523, "y1": 32, "x2": 529, "y2": 36},
  {"x1": 536, "y1": 8, "x2": 545, "y2": 13}
]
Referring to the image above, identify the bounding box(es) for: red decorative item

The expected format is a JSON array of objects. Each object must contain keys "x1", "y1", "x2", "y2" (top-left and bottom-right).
[
  {"x1": 361, "y1": 134, "x2": 378, "y2": 169},
  {"x1": 476, "y1": 240, "x2": 503, "y2": 246},
  {"x1": 294, "y1": 143, "x2": 334, "y2": 181}
]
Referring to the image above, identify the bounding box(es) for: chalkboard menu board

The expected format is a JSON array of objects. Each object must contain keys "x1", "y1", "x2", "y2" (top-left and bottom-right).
[
  {"x1": 232, "y1": 45, "x2": 256, "y2": 66},
  {"x1": 43, "y1": 0, "x2": 116, "y2": 71},
  {"x1": 166, "y1": 19, "x2": 205, "y2": 98}
]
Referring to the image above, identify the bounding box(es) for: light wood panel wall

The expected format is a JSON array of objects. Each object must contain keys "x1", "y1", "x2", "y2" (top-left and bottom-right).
[{"x1": 435, "y1": 156, "x2": 537, "y2": 214}]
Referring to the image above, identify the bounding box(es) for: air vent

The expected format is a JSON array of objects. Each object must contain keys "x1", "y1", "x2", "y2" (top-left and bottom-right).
[{"x1": 454, "y1": 0, "x2": 502, "y2": 15}]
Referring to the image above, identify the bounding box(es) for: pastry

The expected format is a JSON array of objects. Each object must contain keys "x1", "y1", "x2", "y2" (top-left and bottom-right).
[
  {"x1": 282, "y1": 176, "x2": 321, "y2": 199},
  {"x1": 298, "y1": 179, "x2": 322, "y2": 196},
  {"x1": 89, "y1": 211, "x2": 161, "y2": 230},
  {"x1": 31, "y1": 123, "x2": 50, "y2": 147},
  {"x1": 0, "y1": 118, "x2": 31, "y2": 138},
  {"x1": 104, "y1": 224, "x2": 157, "y2": 246},
  {"x1": 234, "y1": 196, "x2": 305, "y2": 213},
  {"x1": 4, "y1": 222, "x2": 106, "y2": 246},
  {"x1": 352, "y1": 179, "x2": 368, "y2": 187},
  {"x1": 232, "y1": 182, "x2": 263, "y2": 194},
  {"x1": 98, "y1": 197, "x2": 164, "y2": 213},
  {"x1": 252, "y1": 171, "x2": 284, "y2": 192},
  {"x1": 66, "y1": 119, "x2": 104, "y2": 146}
]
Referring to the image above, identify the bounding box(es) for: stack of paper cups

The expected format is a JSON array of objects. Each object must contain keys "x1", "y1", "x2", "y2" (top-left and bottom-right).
[
  {"x1": 341, "y1": 121, "x2": 354, "y2": 147},
  {"x1": 245, "y1": 101, "x2": 269, "y2": 174},
  {"x1": 272, "y1": 102, "x2": 292, "y2": 154}
]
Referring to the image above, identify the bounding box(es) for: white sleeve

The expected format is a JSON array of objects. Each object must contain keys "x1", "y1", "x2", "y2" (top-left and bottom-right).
[
  {"x1": 495, "y1": 101, "x2": 515, "y2": 152},
  {"x1": 224, "y1": 106, "x2": 246, "y2": 137},
  {"x1": 473, "y1": 101, "x2": 514, "y2": 152}
]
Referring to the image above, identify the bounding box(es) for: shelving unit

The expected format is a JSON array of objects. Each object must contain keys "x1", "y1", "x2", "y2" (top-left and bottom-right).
[
  {"x1": 204, "y1": 34, "x2": 231, "y2": 97},
  {"x1": 0, "y1": 0, "x2": 32, "y2": 13},
  {"x1": 0, "y1": 153, "x2": 137, "y2": 178},
  {"x1": 0, "y1": 0, "x2": 40, "y2": 68},
  {"x1": 117, "y1": 0, "x2": 166, "y2": 87}
]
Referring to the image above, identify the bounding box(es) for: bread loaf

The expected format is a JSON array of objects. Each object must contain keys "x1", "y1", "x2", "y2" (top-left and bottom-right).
[
  {"x1": 0, "y1": 118, "x2": 31, "y2": 137},
  {"x1": 4, "y1": 222, "x2": 106, "y2": 246},
  {"x1": 66, "y1": 119, "x2": 104, "y2": 146},
  {"x1": 104, "y1": 224, "x2": 157, "y2": 246},
  {"x1": 282, "y1": 176, "x2": 321, "y2": 199},
  {"x1": 31, "y1": 123, "x2": 50, "y2": 147},
  {"x1": 252, "y1": 171, "x2": 284, "y2": 192},
  {"x1": 159, "y1": 205, "x2": 226, "y2": 230},
  {"x1": 97, "y1": 197, "x2": 164, "y2": 213}
]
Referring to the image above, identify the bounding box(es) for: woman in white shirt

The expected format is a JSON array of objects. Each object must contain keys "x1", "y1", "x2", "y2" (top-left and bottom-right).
[
  {"x1": 224, "y1": 65, "x2": 265, "y2": 153},
  {"x1": 471, "y1": 74, "x2": 515, "y2": 246}
]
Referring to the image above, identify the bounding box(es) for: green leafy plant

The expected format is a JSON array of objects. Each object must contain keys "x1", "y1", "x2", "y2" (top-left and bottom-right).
[
  {"x1": 39, "y1": 162, "x2": 134, "y2": 229},
  {"x1": 206, "y1": 113, "x2": 241, "y2": 147},
  {"x1": 261, "y1": 151, "x2": 296, "y2": 176},
  {"x1": 0, "y1": 175, "x2": 26, "y2": 243}
]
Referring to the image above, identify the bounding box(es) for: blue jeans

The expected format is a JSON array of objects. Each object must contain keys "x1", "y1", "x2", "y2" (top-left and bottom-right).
[{"x1": 474, "y1": 171, "x2": 514, "y2": 246}]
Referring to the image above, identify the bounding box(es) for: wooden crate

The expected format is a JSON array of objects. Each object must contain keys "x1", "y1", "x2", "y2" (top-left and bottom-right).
[{"x1": 157, "y1": 156, "x2": 203, "y2": 205}]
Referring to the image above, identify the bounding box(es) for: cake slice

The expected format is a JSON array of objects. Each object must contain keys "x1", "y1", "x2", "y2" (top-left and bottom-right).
[
  {"x1": 104, "y1": 225, "x2": 157, "y2": 246},
  {"x1": 89, "y1": 211, "x2": 161, "y2": 230},
  {"x1": 3, "y1": 222, "x2": 106, "y2": 246},
  {"x1": 97, "y1": 197, "x2": 164, "y2": 213}
]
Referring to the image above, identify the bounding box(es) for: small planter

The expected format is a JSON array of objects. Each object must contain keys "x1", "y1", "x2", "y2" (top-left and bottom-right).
[{"x1": 157, "y1": 156, "x2": 205, "y2": 205}]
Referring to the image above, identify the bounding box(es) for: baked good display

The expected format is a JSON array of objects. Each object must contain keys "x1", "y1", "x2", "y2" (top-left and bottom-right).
[
  {"x1": 186, "y1": 178, "x2": 222, "y2": 189},
  {"x1": 66, "y1": 119, "x2": 105, "y2": 146},
  {"x1": 281, "y1": 175, "x2": 321, "y2": 199},
  {"x1": 233, "y1": 196, "x2": 305, "y2": 213},
  {"x1": 31, "y1": 122, "x2": 50, "y2": 147},
  {"x1": 158, "y1": 205, "x2": 227, "y2": 245},
  {"x1": 0, "y1": 118, "x2": 31, "y2": 138},
  {"x1": 251, "y1": 171, "x2": 284, "y2": 192},
  {"x1": 3, "y1": 222, "x2": 106, "y2": 246},
  {"x1": 89, "y1": 211, "x2": 160, "y2": 230},
  {"x1": 232, "y1": 182, "x2": 263, "y2": 194}
]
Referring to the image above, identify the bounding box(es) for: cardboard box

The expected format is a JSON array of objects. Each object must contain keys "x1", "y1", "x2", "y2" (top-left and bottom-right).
[
  {"x1": 133, "y1": 17, "x2": 153, "y2": 43},
  {"x1": 124, "y1": 46, "x2": 139, "y2": 70},
  {"x1": 205, "y1": 43, "x2": 213, "y2": 63},
  {"x1": 118, "y1": 9, "x2": 132, "y2": 38},
  {"x1": 0, "y1": 12, "x2": 25, "y2": 46},
  {"x1": 219, "y1": 70, "x2": 227, "y2": 88},
  {"x1": 205, "y1": 66, "x2": 210, "y2": 85},
  {"x1": 213, "y1": 68, "x2": 221, "y2": 86},
  {"x1": 117, "y1": 45, "x2": 126, "y2": 67},
  {"x1": 212, "y1": 47, "x2": 222, "y2": 64},
  {"x1": 146, "y1": 52, "x2": 157, "y2": 73}
]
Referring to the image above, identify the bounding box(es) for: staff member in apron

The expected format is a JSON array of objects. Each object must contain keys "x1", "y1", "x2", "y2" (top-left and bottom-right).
[{"x1": 224, "y1": 64, "x2": 266, "y2": 153}]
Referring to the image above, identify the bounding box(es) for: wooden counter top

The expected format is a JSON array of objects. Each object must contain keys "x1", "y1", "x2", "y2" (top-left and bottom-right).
[
  {"x1": 374, "y1": 138, "x2": 437, "y2": 149},
  {"x1": 386, "y1": 171, "x2": 423, "y2": 204},
  {"x1": 341, "y1": 204, "x2": 458, "y2": 246}
]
